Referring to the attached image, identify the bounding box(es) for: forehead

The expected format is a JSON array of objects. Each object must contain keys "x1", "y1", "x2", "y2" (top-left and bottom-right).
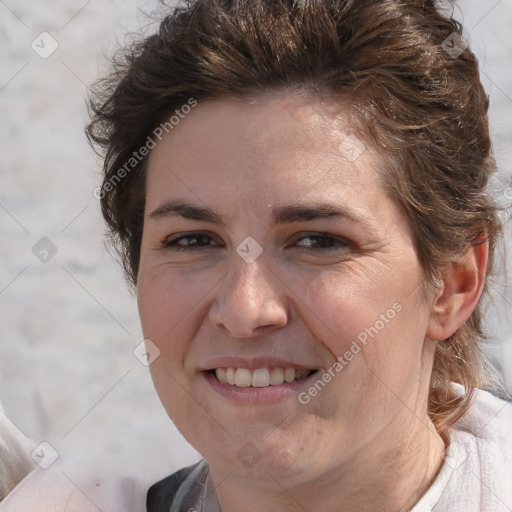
[{"x1": 145, "y1": 91, "x2": 383, "y2": 208}]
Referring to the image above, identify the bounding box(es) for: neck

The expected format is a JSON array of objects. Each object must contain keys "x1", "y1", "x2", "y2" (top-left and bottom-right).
[{"x1": 210, "y1": 414, "x2": 445, "y2": 512}]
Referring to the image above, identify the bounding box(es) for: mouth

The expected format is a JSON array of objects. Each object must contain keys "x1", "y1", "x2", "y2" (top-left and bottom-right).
[{"x1": 208, "y1": 367, "x2": 318, "y2": 388}]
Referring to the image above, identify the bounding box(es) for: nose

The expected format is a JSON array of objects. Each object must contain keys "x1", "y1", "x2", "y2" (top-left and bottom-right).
[{"x1": 208, "y1": 256, "x2": 288, "y2": 338}]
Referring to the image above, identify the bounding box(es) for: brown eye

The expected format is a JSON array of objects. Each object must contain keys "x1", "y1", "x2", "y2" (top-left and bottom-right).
[
  {"x1": 293, "y1": 233, "x2": 349, "y2": 251},
  {"x1": 162, "y1": 233, "x2": 219, "y2": 250}
]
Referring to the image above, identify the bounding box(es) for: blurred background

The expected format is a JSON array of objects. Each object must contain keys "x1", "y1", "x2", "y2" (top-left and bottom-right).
[{"x1": 1, "y1": 0, "x2": 511, "y2": 488}]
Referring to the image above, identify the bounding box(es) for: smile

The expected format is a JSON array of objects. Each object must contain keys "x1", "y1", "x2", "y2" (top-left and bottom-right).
[{"x1": 211, "y1": 367, "x2": 317, "y2": 388}]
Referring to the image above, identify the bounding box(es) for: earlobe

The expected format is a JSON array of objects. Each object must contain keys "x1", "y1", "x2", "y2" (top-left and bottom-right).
[{"x1": 426, "y1": 240, "x2": 488, "y2": 341}]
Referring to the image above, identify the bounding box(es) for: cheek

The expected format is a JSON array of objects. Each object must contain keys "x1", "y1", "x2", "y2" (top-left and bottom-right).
[
  {"x1": 137, "y1": 271, "x2": 195, "y2": 389},
  {"x1": 137, "y1": 266, "x2": 212, "y2": 339},
  {"x1": 137, "y1": 270, "x2": 213, "y2": 427},
  {"x1": 297, "y1": 266, "x2": 428, "y2": 375},
  {"x1": 296, "y1": 268, "x2": 400, "y2": 351}
]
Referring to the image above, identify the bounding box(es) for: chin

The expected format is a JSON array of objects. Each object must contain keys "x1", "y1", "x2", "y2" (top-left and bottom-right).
[{"x1": 209, "y1": 424, "x2": 323, "y2": 480}]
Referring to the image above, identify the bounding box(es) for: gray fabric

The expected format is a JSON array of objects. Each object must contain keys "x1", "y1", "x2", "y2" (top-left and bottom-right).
[
  {"x1": 147, "y1": 459, "x2": 222, "y2": 512},
  {"x1": 169, "y1": 460, "x2": 210, "y2": 512}
]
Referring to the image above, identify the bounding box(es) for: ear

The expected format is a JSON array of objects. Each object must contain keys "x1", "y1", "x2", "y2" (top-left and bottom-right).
[{"x1": 426, "y1": 239, "x2": 488, "y2": 341}]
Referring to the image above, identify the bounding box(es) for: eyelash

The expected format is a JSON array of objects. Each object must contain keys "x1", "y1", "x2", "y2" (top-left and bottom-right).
[{"x1": 161, "y1": 232, "x2": 349, "y2": 252}]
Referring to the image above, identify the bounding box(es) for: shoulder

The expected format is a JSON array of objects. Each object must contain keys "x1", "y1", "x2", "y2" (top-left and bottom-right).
[
  {"x1": 0, "y1": 411, "x2": 35, "y2": 500},
  {"x1": 456, "y1": 386, "x2": 511, "y2": 440},
  {"x1": 0, "y1": 460, "x2": 148, "y2": 512},
  {"x1": 455, "y1": 387, "x2": 512, "y2": 507},
  {"x1": 414, "y1": 386, "x2": 512, "y2": 512}
]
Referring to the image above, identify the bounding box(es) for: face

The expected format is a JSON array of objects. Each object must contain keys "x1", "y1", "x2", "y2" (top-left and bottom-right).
[{"x1": 137, "y1": 91, "x2": 437, "y2": 485}]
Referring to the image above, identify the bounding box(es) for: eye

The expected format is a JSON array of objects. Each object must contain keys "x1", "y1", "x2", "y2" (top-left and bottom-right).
[
  {"x1": 161, "y1": 232, "x2": 220, "y2": 250},
  {"x1": 291, "y1": 233, "x2": 349, "y2": 252}
]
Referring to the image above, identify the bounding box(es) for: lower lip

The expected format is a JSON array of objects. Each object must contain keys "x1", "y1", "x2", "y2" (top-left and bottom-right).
[{"x1": 203, "y1": 371, "x2": 317, "y2": 403}]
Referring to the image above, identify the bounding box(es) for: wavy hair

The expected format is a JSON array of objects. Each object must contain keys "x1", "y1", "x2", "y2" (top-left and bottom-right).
[{"x1": 86, "y1": 0, "x2": 505, "y2": 435}]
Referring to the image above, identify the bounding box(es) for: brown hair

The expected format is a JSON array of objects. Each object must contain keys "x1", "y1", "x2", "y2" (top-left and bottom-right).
[{"x1": 86, "y1": 0, "x2": 504, "y2": 435}]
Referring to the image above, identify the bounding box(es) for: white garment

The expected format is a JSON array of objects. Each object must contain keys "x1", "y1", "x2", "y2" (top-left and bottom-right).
[
  {"x1": 0, "y1": 410, "x2": 35, "y2": 501},
  {"x1": 1, "y1": 386, "x2": 510, "y2": 511},
  {"x1": 412, "y1": 387, "x2": 512, "y2": 511},
  {"x1": 0, "y1": 461, "x2": 148, "y2": 512}
]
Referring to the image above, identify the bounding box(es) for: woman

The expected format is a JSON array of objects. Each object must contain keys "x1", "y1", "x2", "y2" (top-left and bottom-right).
[
  {"x1": 2, "y1": 0, "x2": 510, "y2": 510},
  {"x1": 90, "y1": 0, "x2": 510, "y2": 510}
]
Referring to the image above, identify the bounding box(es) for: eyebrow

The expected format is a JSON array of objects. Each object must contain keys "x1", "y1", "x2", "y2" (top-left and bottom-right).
[{"x1": 148, "y1": 200, "x2": 369, "y2": 227}]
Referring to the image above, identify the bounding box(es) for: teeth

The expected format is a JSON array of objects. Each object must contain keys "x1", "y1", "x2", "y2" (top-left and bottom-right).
[
  {"x1": 214, "y1": 367, "x2": 313, "y2": 388},
  {"x1": 234, "y1": 368, "x2": 252, "y2": 387},
  {"x1": 252, "y1": 368, "x2": 270, "y2": 387},
  {"x1": 216, "y1": 368, "x2": 228, "y2": 384},
  {"x1": 284, "y1": 368, "x2": 296, "y2": 383},
  {"x1": 269, "y1": 368, "x2": 284, "y2": 385}
]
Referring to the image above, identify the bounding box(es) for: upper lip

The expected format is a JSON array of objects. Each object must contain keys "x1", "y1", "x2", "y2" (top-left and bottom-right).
[{"x1": 200, "y1": 356, "x2": 319, "y2": 372}]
